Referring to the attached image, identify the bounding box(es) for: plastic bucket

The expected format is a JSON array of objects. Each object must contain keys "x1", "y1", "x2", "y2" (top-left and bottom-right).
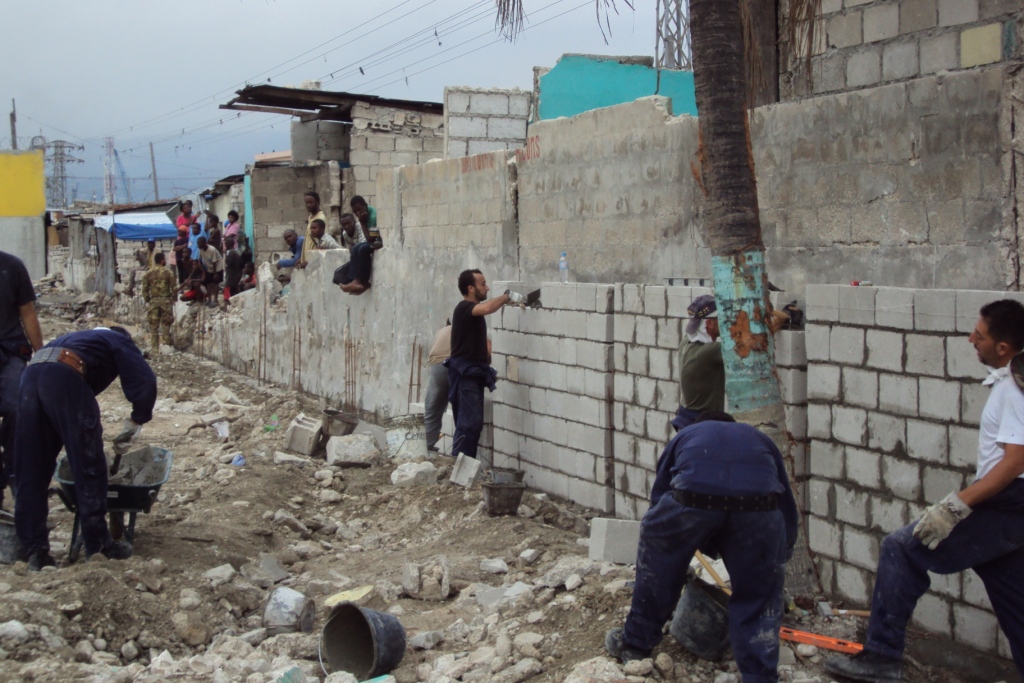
[
  {"x1": 482, "y1": 482, "x2": 525, "y2": 516},
  {"x1": 670, "y1": 572, "x2": 731, "y2": 661},
  {"x1": 320, "y1": 601, "x2": 405, "y2": 679},
  {"x1": 489, "y1": 467, "x2": 525, "y2": 485}
]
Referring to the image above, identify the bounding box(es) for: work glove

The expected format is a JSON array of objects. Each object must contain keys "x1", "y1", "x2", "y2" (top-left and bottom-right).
[
  {"x1": 505, "y1": 290, "x2": 526, "y2": 305},
  {"x1": 912, "y1": 492, "x2": 971, "y2": 550},
  {"x1": 113, "y1": 419, "x2": 142, "y2": 445}
]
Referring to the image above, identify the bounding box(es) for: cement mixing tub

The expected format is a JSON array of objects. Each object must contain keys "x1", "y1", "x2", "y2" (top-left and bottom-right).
[{"x1": 54, "y1": 446, "x2": 172, "y2": 563}]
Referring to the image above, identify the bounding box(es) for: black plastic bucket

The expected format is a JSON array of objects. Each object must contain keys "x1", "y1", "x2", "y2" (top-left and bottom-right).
[
  {"x1": 670, "y1": 572, "x2": 731, "y2": 661},
  {"x1": 320, "y1": 601, "x2": 405, "y2": 679},
  {"x1": 489, "y1": 467, "x2": 525, "y2": 485},
  {"x1": 482, "y1": 482, "x2": 525, "y2": 516}
]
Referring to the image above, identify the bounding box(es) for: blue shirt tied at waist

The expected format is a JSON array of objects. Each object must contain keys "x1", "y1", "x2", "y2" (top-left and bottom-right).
[
  {"x1": 444, "y1": 356, "x2": 497, "y2": 400},
  {"x1": 651, "y1": 420, "x2": 799, "y2": 555},
  {"x1": 43, "y1": 328, "x2": 157, "y2": 425}
]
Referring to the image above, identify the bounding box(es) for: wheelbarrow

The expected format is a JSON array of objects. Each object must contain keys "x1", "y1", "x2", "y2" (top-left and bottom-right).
[{"x1": 53, "y1": 446, "x2": 172, "y2": 563}]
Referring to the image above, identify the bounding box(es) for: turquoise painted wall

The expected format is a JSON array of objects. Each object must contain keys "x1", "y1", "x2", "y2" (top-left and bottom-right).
[{"x1": 537, "y1": 55, "x2": 697, "y2": 121}]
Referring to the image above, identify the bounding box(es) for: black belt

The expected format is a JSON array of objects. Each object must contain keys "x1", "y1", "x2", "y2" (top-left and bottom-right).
[
  {"x1": 674, "y1": 490, "x2": 778, "y2": 512},
  {"x1": 28, "y1": 347, "x2": 86, "y2": 377}
]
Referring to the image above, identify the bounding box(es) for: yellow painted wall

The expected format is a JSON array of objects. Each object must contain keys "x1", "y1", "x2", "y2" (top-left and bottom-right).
[{"x1": 0, "y1": 151, "x2": 45, "y2": 217}]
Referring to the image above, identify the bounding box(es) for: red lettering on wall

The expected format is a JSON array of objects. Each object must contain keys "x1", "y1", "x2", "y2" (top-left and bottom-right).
[
  {"x1": 460, "y1": 153, "x2": 497, "y2": 174},
  {"x1": 515, "y1": 136, "x2": 541, "y2": 163}
]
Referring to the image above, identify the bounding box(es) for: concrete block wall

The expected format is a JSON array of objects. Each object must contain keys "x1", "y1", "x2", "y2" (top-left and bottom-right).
[
  {"x1": 805, "y1": 284, "x2": 1024, "y2": 658},
  {"x1": 782, "y1": 0, "x2": 1022, "y2": 98},
  {"x1": 249, "y1": 165, "x2": 317, "y2": 263},
  {"x1": 290, "y1": 120, "x2": 350, "y2": 165},
  {"x1": 347, "y1": 102, "x2": 445, "y2": 210},
  {"x1": 444, "y1": 87, "x2": 532, "y2": 158}
]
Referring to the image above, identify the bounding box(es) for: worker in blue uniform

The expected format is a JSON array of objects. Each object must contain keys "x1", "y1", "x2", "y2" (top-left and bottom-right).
[
  {"x1": 14, "y1": 326, "x2": 157, "y2": 570},
  {"x1": 606, "y1": 412, "x2": 799, "y2": 683}
]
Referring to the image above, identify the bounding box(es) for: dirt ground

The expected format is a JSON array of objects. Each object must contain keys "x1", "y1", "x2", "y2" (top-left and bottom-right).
[{"x1": 0, "y1": 297, "x2": 1003, "y2": 682}]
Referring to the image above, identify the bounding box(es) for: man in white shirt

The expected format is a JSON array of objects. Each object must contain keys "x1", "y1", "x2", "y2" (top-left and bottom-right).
[{"x1": 827, "y1": 299, "x2": 1024, "y2": 682}]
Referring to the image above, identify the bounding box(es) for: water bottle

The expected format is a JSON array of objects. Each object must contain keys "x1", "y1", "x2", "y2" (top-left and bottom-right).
[{"x1": 558, "y1": 252, "x2": 569, "y2": 284}]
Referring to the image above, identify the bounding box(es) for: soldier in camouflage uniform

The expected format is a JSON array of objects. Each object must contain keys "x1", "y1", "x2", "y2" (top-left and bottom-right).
[{"x1": 141, "y1": 253, "x2": 176, "y2": 353}]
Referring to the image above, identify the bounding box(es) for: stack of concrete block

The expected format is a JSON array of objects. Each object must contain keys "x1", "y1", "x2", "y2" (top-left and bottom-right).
[
  {"x1": 444, "y1": 87, "x2": 532, "y2": 158},
  {"x1": 489, "y1": 281, "x2": 616, "y2": 512},
  {"x1": 776, "y1": 328, "x2": 809, "y2": 503},
  {"x1": 804, "y1": 284, "x2": 1024, "y2": 657},
  {"x1": 610, "y1": 283, "x2": 710, "y2": 520}
]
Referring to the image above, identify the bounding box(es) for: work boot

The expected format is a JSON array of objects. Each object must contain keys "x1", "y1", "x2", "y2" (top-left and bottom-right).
[
  {"x1": 27, "y1": 550, "x2": 56, "y2": 572},
  {"x1": 825, "y1": 650, "x2": 903, "y2": 682},
  {"x1": 604, "y1": 628, "x2": 651, "y2": 664},
  {"x1": 87, "y1": 540, "x2": 133, "y2": 562}
]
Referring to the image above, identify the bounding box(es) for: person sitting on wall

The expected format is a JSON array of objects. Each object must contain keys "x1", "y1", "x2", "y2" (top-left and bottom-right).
[
  {"x1": 178, "y1": 260, "x2": 207, "y2": 303},
  {"x1": 309, "y1": 218, "x2": 341, "y2": 251},
  {"x1": 276, "y1": 229, "x2": 304, "y2": 270},
  {"x1": 604, "y1": 411, "x2": 797, "y2": 682},
  {"x1": 298, "y1": 190, "x2": 327, "y2": 269},
  {"x1": 337, "y1": 196, "x2": 381, "y2": 295},
  {"x1": 338, "y1": 212, "x2": 364, "y2": 250},
  {"x1": 237, "y1": 263, "x2": 256, "y2": 293}
]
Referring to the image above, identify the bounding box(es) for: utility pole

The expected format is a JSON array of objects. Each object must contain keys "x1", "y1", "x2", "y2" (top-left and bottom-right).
[
  {"x1": 45, "y1": 140, "x2": 85, "y2": 209},
  {"x1": 103, "y1": 137, "x2": 116, "y2": 205},
  {"x1": 9, "y1": 99, "x2": 17, "y2": 150},
  {"x1": 149, "y1": 142, "x2": 159, "y2": 200}
]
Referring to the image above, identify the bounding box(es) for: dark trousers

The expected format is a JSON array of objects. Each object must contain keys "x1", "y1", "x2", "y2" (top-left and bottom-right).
[
  {"x1": 865, "y1": 480, "x2": 1024, "y2": 675},
  {"x1": 14, "y1": 364, "x2": 113, "y2": 556},
  {"x1": 449, "y1": 371, "x2": 484, "y2": 458},
  {"x1": 0, "y1": 356, "x2": 26, "y2": 501},
  {"x1": 624, "y1": 493, "x2": 788, "y2": 683},
  {"x1": 339, "y1": 243, "x2": 374, "y2": 285}
]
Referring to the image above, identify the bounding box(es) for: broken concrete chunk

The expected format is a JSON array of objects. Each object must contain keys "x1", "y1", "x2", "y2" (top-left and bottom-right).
[
  {"x1": 273, "y1": 510, "x2": 311, "y2": 537},
  {"x1": 401, "y1": 556, "x2": 451, "y2": 601},
  {"x1": 262, "y1": 587, "x2": 315, "y2": 636},
  {"x1": 563, "y1": 656, "x2": 625, "y2": 683},
  {"x1": 203, "y1": 563, "x2": 237, "y2": 588},
  {"x1": 449, "y1": 453, "x2": 482, "y2": 488},
  {"x1": 536, "y1": 555, "x2": 599, "y2": 589},
  {"x1": 273, "y1": 451, "x2": 312, "y2": 467},
  {"x1": 390, "y1": 461, "x2": 437, "y2": 487},
  {"x1": 480, "y1": 558, "x2": 509, "y2": 574},
  {"x1": 564, "y1": 573, "x2": 583, "y2": 591},
  {"x1": 409, "y1": 630, "x2": 444, "y2": 650},
  {"x1": 353, "y1": 421, "x2": 388, "y2": 451},
  {"x1": 319, "y1": 489, "x2": 344, "y2": 504},
  {"x1": 325, "y1": 434, "x2": 379, "y2": 468},
  {"x1": 518, "y1": 548, "x2": 542, "y2": 567}
]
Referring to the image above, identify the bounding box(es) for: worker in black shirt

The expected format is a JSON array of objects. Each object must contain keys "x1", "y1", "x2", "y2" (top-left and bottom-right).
[
  {"x1": 0, "y1": 251, "x2": 43, "y2": 506},
  {"x1": 446, "y1": 269, "x2": 523, "y2": 458},
  {"x1": 14, "y1": 326, "x2": 157, "y2": 570}
]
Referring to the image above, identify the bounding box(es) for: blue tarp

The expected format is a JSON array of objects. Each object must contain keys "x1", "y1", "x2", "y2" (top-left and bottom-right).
[{"x1": 94, "y1": 212, "x2": 178, "y2": 241}]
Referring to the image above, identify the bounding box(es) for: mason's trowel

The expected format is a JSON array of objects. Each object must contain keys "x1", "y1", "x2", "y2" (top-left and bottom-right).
[{"x1": 524, "y1": 289, "x2": 542, "y2": 308}]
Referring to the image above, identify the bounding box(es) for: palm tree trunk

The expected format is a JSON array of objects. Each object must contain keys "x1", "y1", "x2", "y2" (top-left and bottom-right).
[{"x1": 690, "y1": 0, "x2": 815, "y2": 592}]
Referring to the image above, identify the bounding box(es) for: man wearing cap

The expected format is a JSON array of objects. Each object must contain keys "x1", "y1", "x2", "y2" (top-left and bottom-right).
[
  {"x1": 674, "y1": 294, "x2": 724, "y2": 432},
  {"x1": 605, "y1": 411, "x2": 798, "y2": 682},
  {"x1": 827, "y1": 299, "x2": 1024, "y2": 682}
]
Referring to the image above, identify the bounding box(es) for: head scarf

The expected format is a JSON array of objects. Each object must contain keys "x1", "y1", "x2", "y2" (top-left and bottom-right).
[{"x1": 685, "y1": 294, "x2": 718, "y2": 342}]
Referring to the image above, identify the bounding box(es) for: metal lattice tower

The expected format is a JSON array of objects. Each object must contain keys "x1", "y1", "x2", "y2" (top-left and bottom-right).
[
  {"x1": 45, "y1": 140, "x2": 84, "y2": 209},
  {"x1": 104, "y1": 137, "x2": 116, "y2": 205},
  {"x1": 656, "y1": 0, "x2": 692, "y2": 70}
]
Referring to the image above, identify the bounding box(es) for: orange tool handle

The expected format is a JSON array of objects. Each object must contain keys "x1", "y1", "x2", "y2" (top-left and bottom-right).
[{"x1": 780, "y1": 627, "x2": 864, "y2": 654}]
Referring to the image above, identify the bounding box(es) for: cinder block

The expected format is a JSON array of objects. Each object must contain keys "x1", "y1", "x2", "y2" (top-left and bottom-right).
[
  {"x1": 621, "y1": 284, "x2": 643, "y2": 314},
  {"x1": 808, "y1": 517, "x2": 841, "y2": 558},
  {"x1": 468, "y1": 92, "x2": 509, "y2": 115},
  {"x1": 843, "y1": 368, "x2": 879, "y2": 408},
  {"x1": 449, "y1": 454, "x2": 482, "y2": 487},
  {"x1": 882, "y1": 40, "x2": 920, "y2": 81},
  {"x1": 835, "y1": 484, "x2": 869, "y2": 525},
  {"x1": 656, "y1": 318, "x2": 681, "y2": 350},
  {"x1": 833, "y1": 406, "x2": 868, "y2": 446},
  {"x1": 808, "y1": 365, "x2": 840, "y2": 400},
  {"x1": 614, "y1": 314, "x2": 636, "y2": 344},
  {"x1": 806, "y1": 285, "x2": 839, "y2": 322},
  {"x1": 960, "y1": 23, "x2": 1003, "y2": 68},
  {"x1": 831, "y1": 326, "x2": 865, "y2": 365},
  {"x1": 447, "y1": 116, "x2": 488, "y2": 138},
  {"x1": 778, "y1": 367, "x2": 808, "y2": 404},
  {"x1": 810, "y1": 440, "x2": 845, "y2": 479},
  {"x1": 785, "y1": 404, "x2": 808, "y2": 440},
  {"x1": 588, "y1": 518, "x2": 641, "y2": 565},
  {"x1": 842, "y1": 525, "x2": 878, "y2": 569},
  {"x1": 875, "y1": 287, "x2": 914, "y2": 330},
  {"x1": 635, "y1": 376, "x2": 657, "y2": 407},
  {"x1": 648, "y1": 348, "x2": 673, "y2": 381},
  {"x1": 596, "y1": 284, "x2": 614, "y2": 313},
  {"x1": 918, "y1": 377, "x2": 960, "y2": 421},
  {"x1": 626, "y1": 345, "x2": 648, "y2": 376},
  {"x1": 574, "y1": 283, "x2": 598, "y2": 311},
  {"x1": 864, "y1": 3, "x2": 900, "y2": 42},
  {"x1": 865, "y1": 329, "x2": 903, "y2": 371},
  {"x1": 921, "y1": 32, "x2": 959, "y2": 73},
  {"x1": 806, "y1": 324, "x2": 831, "y2": 362},
  {"x1": 949, "y1": 425, "x2": 980, "y2": 469},
  {"x1": 961, "y1": 382, "x2": 987, "y2": 425},
  {"x1": 775, "y1": 331, "x2": 807, "y2": 367},
  {"x1": 901, "y1": 0, "x2": 938, "y2": 33},
  {"x1": 828, "y1": 11, "x2": 863, "y2": 48},
  {"x1": 911, "y1": 592, "x2": 952, "y2": 636},
  {"x1": 883, "y1": 456, "x2": 921, "y2": 501},
  {"x1": 635, "y1": 316, "x2": 657, "y2": 347},
  {"x1": 508, "y1": 94, "x2": 532, "y2": 117},
  {"x1": 923, "y1": 466, "x2": 964, "y2": 503},
  {"x1": 643, "y1": 286, "x2": 667, "y2": 317},
  {"x1": 839, "y1": 286, "x2": 876, "y2": 326},
  {"x1": 871, "y1": 497, "x2": 908, "y2": 534},
  {"x1": 847, "y1": 48, "x2": 881, "y2": 88},
  {"x1": 947, "y1": 338, "x2": 987, "y2": 381},
  {"x1": 906, "y1": 419, "x2": 949, "y2": 464},
  {"x1": 657, "y1": 380, "x2": 679, "y2": 412},
  {"x1": 954, "y1": 289, "x2": 994, "y2": 333},
  {"x1": 666, "y1": 287, "x2": 692, "y2": 317},
  {"x1": 846, "y1": 447, "x2": 881, "y2": 489},
  {"x1": 905, "y1": 334, "x2": 945, "y2": 376},
  {"x1": 914, "y1": 290, "x2": 957, "y2": 332},
  {"x1": 487, "y1": 117, "x2": 527, "y2": 140},
  {"x1": 577, "y1": 340, "x2": 613, "y2": 372},
  {"x1": 939, "y1": 0, "x2": 979, "y2": 26},
  {"x1": 808, "y1": 404, "x2": 833, "y2": 440},
  {"x1": 285, "y1": 414, "x2": 324, "y2": 456},
  {"x1": 954, "y1": 603, "x2": 999, "y2": 652},
  {"x1": 563, "y1": 310, "x2": 589, "y2": 340},
  {"x1": 809, "y1": 479, "x2": 831, "y2": 517},
  {"x1": 868, "y1": 411, "x2": 906, "y2": 452},
  {"x1": 962, "y1": 570, "x2": 993, "y2": 609}
]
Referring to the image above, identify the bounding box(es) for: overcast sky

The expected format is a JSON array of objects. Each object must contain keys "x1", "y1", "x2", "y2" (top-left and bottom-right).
[{"x1": 1, "y1": 0, "x2": 655, "y2": 205}]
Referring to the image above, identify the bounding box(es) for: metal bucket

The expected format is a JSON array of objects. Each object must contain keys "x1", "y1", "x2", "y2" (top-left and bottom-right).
[
  {"x1": 670, "y1": 571, "x2": 731, "y2": 661},
  {"x1": 482, "y1": 482, "x2": 525, "y2": 516},
  {"x1": 488, "y1": 467, "x2": 525, "y2": 485},
  {"x1": 320, "y1": 601, "x2": 405, "y2": 679}
]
